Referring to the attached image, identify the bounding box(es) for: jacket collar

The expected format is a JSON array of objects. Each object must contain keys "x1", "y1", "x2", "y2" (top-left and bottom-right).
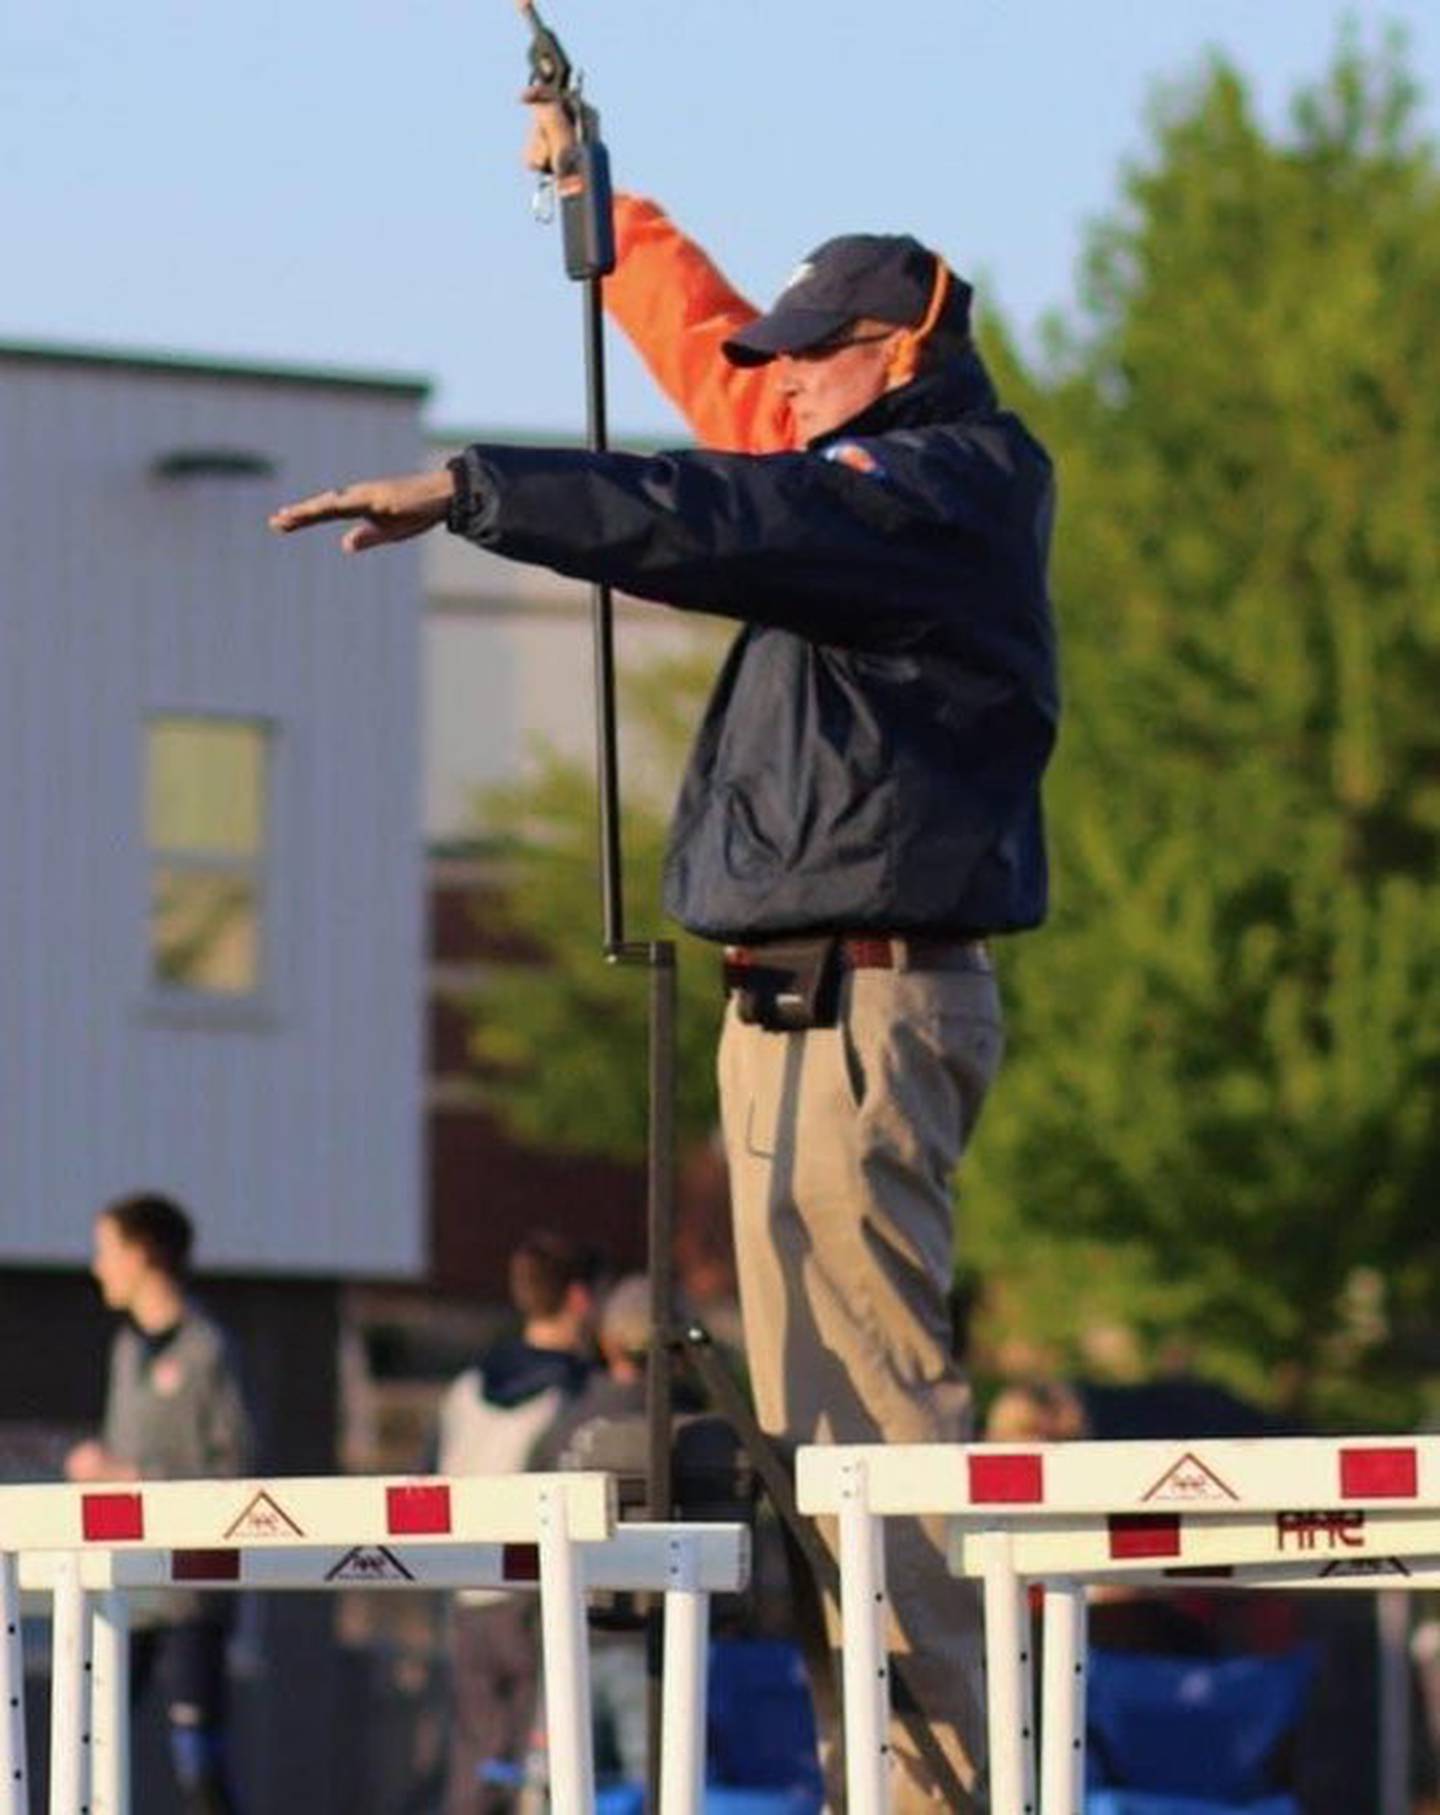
[{"x1": 808, "y1": 345, "x2": 998, "y2": 449}]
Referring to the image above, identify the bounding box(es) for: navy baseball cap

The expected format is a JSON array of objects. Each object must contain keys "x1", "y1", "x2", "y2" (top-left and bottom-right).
[{"x1": 722, "y1": 233, "x2": 971, "y2": 367}]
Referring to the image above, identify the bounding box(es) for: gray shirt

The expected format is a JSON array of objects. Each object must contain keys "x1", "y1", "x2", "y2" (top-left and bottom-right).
[
  {"x1": 101, "y1": 1303, "x2": 253, "y2": 1626},
  {"x1": 102, "y1": 1303, "x2": 254, "y2": 1480}
]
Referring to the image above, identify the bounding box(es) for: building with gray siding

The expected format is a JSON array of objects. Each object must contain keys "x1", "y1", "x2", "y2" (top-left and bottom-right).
[{"x1": 0, "y1": 343, "x2": 426, "y2": 1279}]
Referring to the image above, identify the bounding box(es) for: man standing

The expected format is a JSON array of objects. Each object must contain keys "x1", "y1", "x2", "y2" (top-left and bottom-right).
[
  {"x1": 272, "y1": 107, "x2": 1057, "y2": 1810},
  {"x1": 66, "y1": 1193, "x2": 253, "y2": 1815},
  {"x1": 434, "y1": 1232, "x2": 594, "y2": 1814}
]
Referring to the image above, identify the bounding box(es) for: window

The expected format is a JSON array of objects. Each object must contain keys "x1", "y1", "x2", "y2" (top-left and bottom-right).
[{"x1": 145, "y1": 716, "x2": 271, "y2": 999}]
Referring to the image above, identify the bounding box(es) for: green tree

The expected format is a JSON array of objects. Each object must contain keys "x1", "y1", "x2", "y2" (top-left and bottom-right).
[
  {"x1": 462, "y1": 32, "x2": 1440, "y2": 1425},
  {"x1": 466, "y1": 645, "x2": 727, "y2": 1163},
  {"x1": 967, "y1": 31, "x2": 1440, "y2": 1423}
]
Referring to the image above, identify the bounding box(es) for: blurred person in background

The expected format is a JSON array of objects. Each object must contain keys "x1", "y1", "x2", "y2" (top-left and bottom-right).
[
  {"x1": 66, "y1": 1191, "x2": 253, "y2": 1815},
  {"x1": 984, "y1": 1377, "x2": 1090, "y2": 1444},
  {"x1": 531, "y1": 1273, "x2": 655, "y2": 1794},
  {"x1": 434, "y1": 1231, "x2": 596, "y2": 1814}
]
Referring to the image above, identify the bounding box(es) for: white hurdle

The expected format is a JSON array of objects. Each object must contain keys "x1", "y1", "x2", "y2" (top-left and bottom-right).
[
  {"x1": 45, "y1": 1556, "x2": 89, "y2": 1815},
  {"x1": 799, "y1": 1435, "x2": 1440, "y2": 1815},
  {"x1": 89, "y1": 1589, "x2": 128, "y2": 1815},
  {"x1": 0, "y1": 1473, "x2": 748, "y2": 1815},
  {"x1": 1, "y1": 1555, "x2": 27, "y2": 1815}
]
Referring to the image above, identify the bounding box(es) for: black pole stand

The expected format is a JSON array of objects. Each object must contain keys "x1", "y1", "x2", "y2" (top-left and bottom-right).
[
  {"x1": 581, "y1": 222, "x2": 683, "y2": 1815},
  {"x1": 517, "y1": 10, "x2": 972, "y2": 1809}
]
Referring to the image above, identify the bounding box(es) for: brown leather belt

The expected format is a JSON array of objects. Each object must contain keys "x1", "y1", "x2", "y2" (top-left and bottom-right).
[{"x1": 724, "y1": 935, "x2": 991, "y2": 978}]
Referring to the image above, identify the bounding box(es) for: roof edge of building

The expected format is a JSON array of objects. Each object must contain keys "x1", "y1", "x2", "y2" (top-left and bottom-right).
[{"x1": 0, "y1": 337, "x2": 431, "y2": 398}]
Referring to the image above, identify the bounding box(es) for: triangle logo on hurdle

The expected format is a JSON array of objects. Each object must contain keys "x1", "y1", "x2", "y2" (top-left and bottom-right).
[
  {"x1": 223, "y1": 1490, "x2": 306, "y2": 1541},
  {"x1": 1141, "y1": 1452, "x2": 1239, "y2": 1504},
  {"x1": 324, "y1": 1546, "x2": 416, "y2": 1584},
  {"x1": 1320, "y1": 1556, "x2": 1412, "y2": 1578}
]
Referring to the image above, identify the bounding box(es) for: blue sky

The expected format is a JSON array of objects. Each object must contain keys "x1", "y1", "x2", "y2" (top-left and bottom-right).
[{"x1": 4, "y1": 1, "x2": 1438, "y2": 440}]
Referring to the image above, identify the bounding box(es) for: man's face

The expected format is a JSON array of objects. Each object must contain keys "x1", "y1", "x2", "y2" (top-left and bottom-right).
[
  {"x1": 91, "y1": 1215, "x2": 148, "y2": 1312},
  {"x1": 775, "y1": 319, "x2": 904, "y2": 444}
]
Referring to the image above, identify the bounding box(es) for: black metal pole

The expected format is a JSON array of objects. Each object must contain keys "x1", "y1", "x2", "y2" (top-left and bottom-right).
[
  {"x1": 579, "y1": 225, "x2": 677, "y2": 1526},
  {"x1": 579, "y1": 277, "x2": 627, "y2": 954},
  {"x1": 640, "y1": 941, "x2": 677, "y2": 1804},
  {"x1": 644, "y1": 947, "x2": 677, "y2": 1525}
]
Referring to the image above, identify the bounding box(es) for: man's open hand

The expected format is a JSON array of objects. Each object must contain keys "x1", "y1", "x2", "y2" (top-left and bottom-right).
[
  {"x1": 268, "y1": 471, "x2": 453, "y2": 553},
  {"x1": 524, "y1": 90, "x2": 576, "y2": 175}
]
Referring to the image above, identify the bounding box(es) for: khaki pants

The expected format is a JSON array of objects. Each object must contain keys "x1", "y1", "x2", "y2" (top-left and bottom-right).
[{"x1": 718, "y1": 961, "x2": 1003, "y2": 1811}]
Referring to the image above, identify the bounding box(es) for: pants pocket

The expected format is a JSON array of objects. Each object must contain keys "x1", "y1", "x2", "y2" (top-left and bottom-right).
[{"x1": 837, "y1": 987, "x2": 869, "y2": 1111}]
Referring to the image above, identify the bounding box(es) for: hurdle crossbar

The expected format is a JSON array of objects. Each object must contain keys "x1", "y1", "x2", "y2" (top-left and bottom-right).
[
  {"x1": 15, "y1": 1522, "x2": 749, "y2": 1595},
  {"x1": 949, "y1": 1504, "x2": 1440, "y2": 1579},
  {"x1": 798, "y1": 1435, "x2": 1440, "y2": 1518},
  {"x1": 0, "y1": 1471, "x2": 614, "y2": 1552}
]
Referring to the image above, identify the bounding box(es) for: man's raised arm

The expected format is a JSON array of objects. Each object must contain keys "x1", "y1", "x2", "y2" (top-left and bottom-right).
[{"x1": 525, "y1": 98, "x2": 792, "y2": 454}]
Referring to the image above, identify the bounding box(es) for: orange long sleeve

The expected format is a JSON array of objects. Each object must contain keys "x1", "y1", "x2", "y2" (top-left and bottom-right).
[{"x1": 604, "y1": 194, "x2": 795, "y2": 455}]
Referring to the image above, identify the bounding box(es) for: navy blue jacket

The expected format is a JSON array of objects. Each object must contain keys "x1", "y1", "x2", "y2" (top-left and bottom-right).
[{"x1": 448, "y1": 348, "x2": 1058, "y2": 943}]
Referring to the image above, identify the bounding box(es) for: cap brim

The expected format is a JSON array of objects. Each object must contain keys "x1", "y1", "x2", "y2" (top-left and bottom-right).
[{"x1": 721, "y1": 305, "x2": 853, "y2": 367}]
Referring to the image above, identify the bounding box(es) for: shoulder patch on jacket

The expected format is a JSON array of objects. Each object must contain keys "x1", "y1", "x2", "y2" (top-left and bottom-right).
[{"x1": 822, "y1": 440, "x2": 888, "y2": 479}]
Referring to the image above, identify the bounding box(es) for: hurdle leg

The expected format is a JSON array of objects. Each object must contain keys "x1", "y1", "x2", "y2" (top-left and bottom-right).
[
  {"x1": 90, "y1": 1588, "x2": 130, "y2": 1815},
  {"x1": 48, "y1": 1554, "x2": 92, "y2": 1815},
  {"x1": 977, "y1": 1531, "x2": 1036, "y2": 1815},
  {"x1": 536, "y1": 1484, "x2": 595, "y2": 1815},
  {"x1": 659, "y1": 1535, "x2": 707, "y2": 1815},
  {"x1": 1377, "y1": 1588, "x2": 1410, "y2": 1815},
  {"x1": 1, "y1": 1554, "x2": 28, "y2": 1815},
  {"x1": 839, "y1": 1457, "x2": 890, "y2": 1815},
  {"x1": 1039, "y1": 1582, "x2": 1086, "y2": 1815}
]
